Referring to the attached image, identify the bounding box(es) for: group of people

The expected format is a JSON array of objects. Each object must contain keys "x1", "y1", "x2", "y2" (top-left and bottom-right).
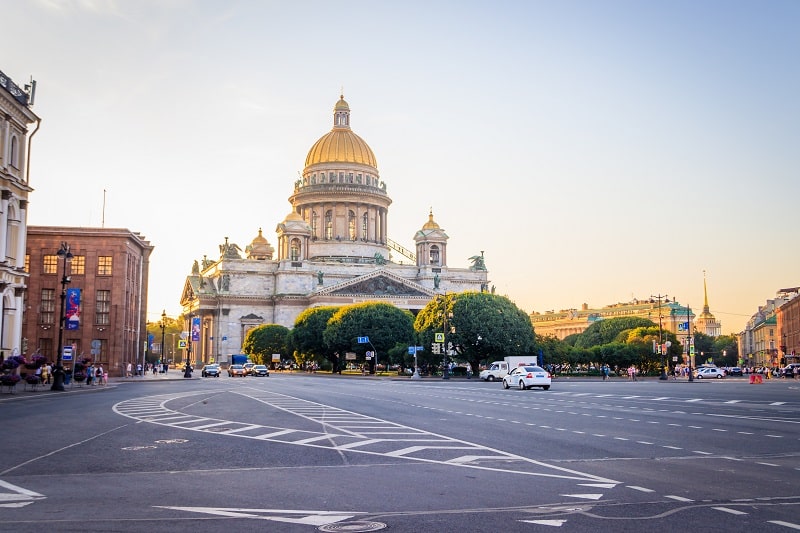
[{"x1": 84, "y1": 362, "x2": 107, "y2": 385}]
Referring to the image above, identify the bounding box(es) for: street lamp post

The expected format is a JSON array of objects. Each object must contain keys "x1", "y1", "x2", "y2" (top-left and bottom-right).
[
  {"x1": 160, "y1": 310, "x2": 167, "y2": 373},
  {"x1": 651, "y1": 293, "x2": 669, "y2": 380},
  {"x1": 51, "y1": 242, "x2": 73, "y2": 391},
  {"x1": 439, "y1": 294, "x2": 453, "y2": 380}
]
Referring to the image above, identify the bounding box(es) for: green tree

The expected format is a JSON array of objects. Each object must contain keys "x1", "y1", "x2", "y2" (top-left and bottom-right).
[
  {"x1": 414, "y1": 292, "x2": 536, "y2": 375},
  {"x1": 692, "y1": 332, "x2": 715, "y2": 364},
  {"x1": 323, "y1": 302, "x2": 415, "y2": 374},
  {"x1": 574, "y1": 317, "x2": 656, "y2": 348},
  {"x1": 714, "y1": 335, "x2": 738, "y2": 366},
  {"x1": 242, "y1": 324, "x2": 290, "y2": 365},
  {"x1": 289, "y1": 306, "x2": 339, "y2": 371}
]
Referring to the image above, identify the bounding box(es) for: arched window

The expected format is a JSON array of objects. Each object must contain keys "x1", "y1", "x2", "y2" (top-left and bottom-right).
[
  {"x1": 348, "y1": 210, "x2": 356, "y2": 240},
  {"x1": 290, "y1": 239, "x2": 301, "y2": 261},
  {"x1": 324, "y1": 210, "x2": 333, "y2": 240},
  {"x1": 361, "y1": 213, "x2": 368, "y2": 240},
  {"x1": 311, "y1": 211, "x2": 318, "y2": 238},
  {"x1": 430, "y1": 245, "x2": 440, "y2": 265},
  {"x1": 10, "y1": 136, "x2": 19, "y2": 168}
]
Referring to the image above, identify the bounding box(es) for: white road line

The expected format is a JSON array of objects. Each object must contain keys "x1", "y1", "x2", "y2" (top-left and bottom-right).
[
  {"x1": 626, "y1": 486, "x2": 655, "y2": 493},
  {"x1": 767, "y1": 520, "x2": 800, "y2": 530},
  {"x1": 665, "y1": 495, "x2": 693, "y2": 502},
  {"x1": 712, "y1": 507, "x2": 748, "y2": 515}
]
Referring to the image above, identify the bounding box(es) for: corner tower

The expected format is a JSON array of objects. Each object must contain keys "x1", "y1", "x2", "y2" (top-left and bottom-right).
[{"x1": 288, "y1": 95, "x2": 391, "y2": 263}]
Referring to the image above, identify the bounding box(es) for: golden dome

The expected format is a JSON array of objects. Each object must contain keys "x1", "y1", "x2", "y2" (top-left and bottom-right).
[
  {"x1": 422, "y1": 209, "x2": 440, "y2": 230},
  {"x1": 304, "y1": 95, "x2": 378, "y2": 168}
]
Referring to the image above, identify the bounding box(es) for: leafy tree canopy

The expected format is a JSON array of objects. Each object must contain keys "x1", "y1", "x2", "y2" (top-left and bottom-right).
[
  {"x1": 242, "y1": 324, "x2": 290, "y2": 365},
  {"x1": 574, "y1": 317, "x2": 656, "y2": 348}
]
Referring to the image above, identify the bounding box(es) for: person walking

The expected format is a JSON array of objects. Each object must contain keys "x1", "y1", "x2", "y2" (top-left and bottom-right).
[
  {"x1": 42, "y1": 363, "x2": 51, "y2": 384},
  {"x1": 86, "y1": 362, "x2": 94, "y2": 386},
  {"x1": 96, "y1": 364, "x2": 105, "y2": 386}
]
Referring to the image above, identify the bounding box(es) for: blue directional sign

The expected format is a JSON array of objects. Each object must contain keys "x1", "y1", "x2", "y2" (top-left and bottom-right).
[
  {"x1": 357, "y1": 336, "x2": 370, "y2": 344},
  {"x1": 678, "y1": 322, "x2": 689, "y2": 331},
  {"x1": 407, "y1": 346, "x2": 425, "y2": 355}
]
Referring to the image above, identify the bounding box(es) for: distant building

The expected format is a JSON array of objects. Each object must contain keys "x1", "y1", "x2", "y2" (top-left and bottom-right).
[
  {"x1": 776, "y1": 287, "x2": 800, "y2": 366},
  {"x1": 0, "y1": 69, "x2": 39, "y2": 357},
  {"x1": 530, "y1": 299, "x2": 696, "y2": 340},
  {"x1": 180, "y1": 96, "x2": 489, "y2": 365},
  {"x1": 740, "y1": 287, "x2": 799, "y2": 368},
  {"x1": 694, "y1": 273, "x2": 721, "y2": 337},
  {"x1": 24, "y1": 226, "x2": 153, "y2": 376}
]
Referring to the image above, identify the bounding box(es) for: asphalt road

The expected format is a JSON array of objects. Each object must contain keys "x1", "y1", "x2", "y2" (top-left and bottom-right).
[{"x1": 1, "y1": 374, "x2": 798, "y2": 532}]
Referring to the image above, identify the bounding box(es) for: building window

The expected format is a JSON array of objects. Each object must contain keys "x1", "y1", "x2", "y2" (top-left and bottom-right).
[
  {"x1": 362, "y1": 213, "x2": 368, "y2": 240},
  {"x1": 311, "y1": 211, "x2": 318, "y2": 238},
  {"x1": 43, "y1": 254, "x2": 58, "y2": 275},
  {"x1": 348, "y1": 173, "x2": 353, "y2": 183},
  {"x1": 40, "y1": 288, "x2": 55, "y2": 324},
  {"x1": 356, "y1": 174, "x2": 362, "y2": 184},
  {"x1": 348, "y1": 210, "x2": 356, "y2": 240},
  {"x1": 98, "y1": 256, "x2": 113, "y2": 276},
  {"x1": 38, "y1": 338, "x2": 53, "y2": 359},
  {"x1": 25, "y1": 254, "x2": 30, "y2": 273},
  {"x1": 70, "y1": 255, "x2": 85, "y2": 275},
  {"x1": 430, "y1": 245, "x2": 440, "y2": 265},
  {"x1": 339, "y1": 172, "x2": 344, "y2": 183},
  {"x1": 329, "y1": 172, "x2": 335, "y2": 182},
  {"x1": 290, "y1": 239, "x2": 300, "y2": 261},
  {"x1": 325, "y1": 210, "x2": 333, "y2": 240},
  {"x1": 96, "y1": 290, "x2": 110, "y2": 325},
  {"x1": 10, "y1": 136, "x2": 18, "y2": 168}
]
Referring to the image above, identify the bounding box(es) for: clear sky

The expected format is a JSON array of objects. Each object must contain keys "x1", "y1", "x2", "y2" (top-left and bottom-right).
[{"x1": 4, "y1": 0, "x2": 798, "y2": 333}]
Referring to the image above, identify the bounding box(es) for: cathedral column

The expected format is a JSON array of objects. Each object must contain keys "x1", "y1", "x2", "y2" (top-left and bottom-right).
[{"x1": 0, "y1": 191, "x2": 10, "y2": 263}]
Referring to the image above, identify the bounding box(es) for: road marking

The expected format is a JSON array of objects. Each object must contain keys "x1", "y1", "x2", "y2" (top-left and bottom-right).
[
  {"x1": 712, "y1": 507, "x2": 748, "y2": 515},
  {"x1": 562, "y1": 493, "x2": 603, "y2": 500},
  {"x1": 626, "y1": 486, "x2": 655, "y2": 493},
  {"x1": 520, "y1": 519, "x2": 567, "y2": 526},
  {"x1": 0, "y1": 480, "x2": 45, "y2": 508},
  {"x1": 665, "y1": 495, "x2": 693, "y2": 502},
  {"x1": 157, "y1": 506, "x2": 363, "y2": 525},
  {"x1": 767, "y1": 520, "x2": 800, "y2": 530},
  {"x1": 114, "y1": 390, "x2": 619, "y2": 484}
]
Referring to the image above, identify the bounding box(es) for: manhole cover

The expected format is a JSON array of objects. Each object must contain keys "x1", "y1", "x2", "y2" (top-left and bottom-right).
[{"x1": 318, "y1": 520, "x2": 386, "y2": 532}]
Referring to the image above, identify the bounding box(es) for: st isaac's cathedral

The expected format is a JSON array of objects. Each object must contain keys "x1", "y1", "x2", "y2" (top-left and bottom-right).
[{"x1": 180, "y1": 96, "x2": 489, "y2": 364}]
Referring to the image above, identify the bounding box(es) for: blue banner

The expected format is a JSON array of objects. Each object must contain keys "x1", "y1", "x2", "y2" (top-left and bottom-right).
[
  {"x1": 191, "y1": 316, "x2": 200, "y2": 341},
  {"x1": 65, "y1": 288, "x2": 81, "y2": 330}
]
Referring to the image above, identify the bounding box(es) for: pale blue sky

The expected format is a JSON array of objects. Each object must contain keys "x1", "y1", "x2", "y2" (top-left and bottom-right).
[{"x1": 4, "y1": 0, "x2": 798, "y2": 332}]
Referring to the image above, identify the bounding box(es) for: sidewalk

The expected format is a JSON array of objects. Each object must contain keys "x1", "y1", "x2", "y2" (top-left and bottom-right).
[{"x1": 0, "y1": 371, "x2": 195, "y2": 400}]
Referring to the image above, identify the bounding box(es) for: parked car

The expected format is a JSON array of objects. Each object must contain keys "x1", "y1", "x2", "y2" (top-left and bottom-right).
[
  {"x1": 502, "y1": 365, "x2": 551, "y2": 390},
  {"x1": 251, "y1": 364, "x2": 270, "y2": 377},
  {"x1": 728, "y1": 367, "x2": 743, "y2": 376},
  {"x1": 243, "y1": 362, "x2": 256, "y2": 375},
  {"x1": 201, "y1": 364, "x2": 220, "y2": 378},
  {"x1": 694, "y1": 367, "x2": 726, "y2": 379},
  {"x1": 228, "y1": 364, "x2": 247, "y2": 377}
]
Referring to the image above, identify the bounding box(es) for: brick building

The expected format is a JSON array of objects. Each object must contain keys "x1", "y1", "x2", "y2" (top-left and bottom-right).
[{"x1": 24, "y1": 226, "x2": 153, "y2": 376}]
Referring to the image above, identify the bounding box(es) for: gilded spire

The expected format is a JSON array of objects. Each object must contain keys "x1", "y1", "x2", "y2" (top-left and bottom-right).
[{"x1": 703, "y1": 270, "x2": 710, "y2": 313}]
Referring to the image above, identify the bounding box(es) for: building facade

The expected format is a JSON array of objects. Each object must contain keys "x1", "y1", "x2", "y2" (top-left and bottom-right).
[
  {"x1": 776, "y1": 287, "x2": 800, "y2": 366},
  {"x1": 24, "y1": 226, "x2": 153, "y2": 376},
  {"x1": 180, "y1": 96, "x2": 489, "y2": 365},
  {"x1": 0, "y1": 69, "x2": 39, "y2": 357},
  {"x1": 530, "y1": 299, "x2": 696, "y2": 341}
]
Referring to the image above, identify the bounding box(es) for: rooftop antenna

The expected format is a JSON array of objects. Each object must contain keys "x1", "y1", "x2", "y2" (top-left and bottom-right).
[
  {"x1": 24, "y1": 77, "x2": 37, "y2": 106},
  {"x1": 102, "y1": 189, "x2": 106, "y2": 228}
]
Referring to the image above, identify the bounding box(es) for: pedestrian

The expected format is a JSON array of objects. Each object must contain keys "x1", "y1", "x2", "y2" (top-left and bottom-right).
[
  {"x1": 126, "y1": 362, "x2": 132, "y2": 377},
  {"x1": 43, "y1": 363, "x2": 51, "y2": 384},
  {"x1": 86, "y1": 363, "x2": 94, "y2": 386},
  {"x1": 794, "y1": 366, "x2": 799, "y2": 380},
  {"x1": 136, "y1": 363, "x2": 142, "y2": 376},
  {"x1": 96, "y1": 364, "x2": 104, "y2": 385},
  {"x1": 34, "y1": 365, "x2": 43, "y2": 384}
]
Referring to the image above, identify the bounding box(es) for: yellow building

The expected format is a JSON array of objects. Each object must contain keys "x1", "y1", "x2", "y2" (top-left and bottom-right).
[{"x1": 531, "y1": 299, "x2": 696, "y2": 340}]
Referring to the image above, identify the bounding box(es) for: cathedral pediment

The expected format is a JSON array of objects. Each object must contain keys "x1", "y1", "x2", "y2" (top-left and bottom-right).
[{"x1": 318, "y1": 269, "x2": 432, "y2": 298}]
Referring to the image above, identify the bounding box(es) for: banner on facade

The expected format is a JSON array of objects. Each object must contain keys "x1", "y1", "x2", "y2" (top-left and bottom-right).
[
  {"x1": 65, "y1": 288, "x2": 81, "y2": 330},
  {"x1": 191, "y1": 316, "x2": 200, "y2": 341}
]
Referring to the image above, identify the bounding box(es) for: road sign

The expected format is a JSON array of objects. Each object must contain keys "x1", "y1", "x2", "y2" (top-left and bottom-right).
[
  {"x1": 178, "y1": 340, "x2": 187, "y2": 349},
  {"x1": 408, "y1": 346, "x2": 425, "y2": 355},
  {"x1": 357, "y1": 336, "x2": 370, "y2": 344},
  {"x1": 62, "y1": 353, "x2": 73, "y2": 361},
  {"x1": 434, "y1": 333, "x2": 444, "y2": 343}
]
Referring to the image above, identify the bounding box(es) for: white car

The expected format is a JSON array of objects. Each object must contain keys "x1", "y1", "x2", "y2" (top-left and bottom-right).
[
  {"x1": 694, "y1": 367, "x2": 726, "y2": 379},
  {"x1": 502, "y1": 365, "x2": 551, "y2": 390}
]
